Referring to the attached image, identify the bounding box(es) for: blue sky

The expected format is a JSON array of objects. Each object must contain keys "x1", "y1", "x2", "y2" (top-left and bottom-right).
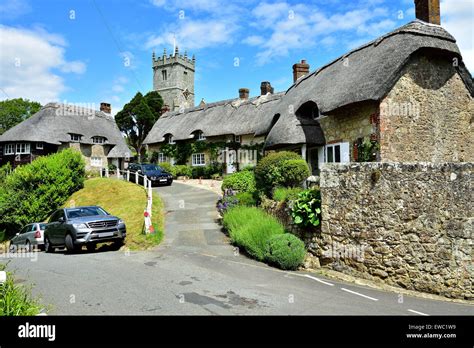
[{"x1": 0, "y1": 0, "x2": 472, "y2": 114}]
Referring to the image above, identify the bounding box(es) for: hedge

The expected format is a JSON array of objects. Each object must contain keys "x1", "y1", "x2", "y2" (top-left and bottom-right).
[
  {"x1": 264, "y1": 234, "x2": 306, "y2": 270},
  {"x1": 0, "y1": 149, "x2": 85, "y2": 236},
  {"x1": 255, "y1": 151, "x2": 303, "y2": 194},
  {"x1": 221, "y1": 170, "x2": 257, "y2": 194}
]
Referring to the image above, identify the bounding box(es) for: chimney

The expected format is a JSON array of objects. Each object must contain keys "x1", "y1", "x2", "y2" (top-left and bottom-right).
[
  {"x1": 239, "y1": 88, "x2": 249, "y2": 100},
  {"x1": 293, "y1": 60, "x2": 310, "y2": 83},
  {"x1": 260, "y1": 81, "x2": 274, "y2": 95},
  {"x1": 414, "y1": 0, "x2": 440, "y2": 25},
  {"x1": 100, "y1": 102, "x2": 111, "y2": 114}
]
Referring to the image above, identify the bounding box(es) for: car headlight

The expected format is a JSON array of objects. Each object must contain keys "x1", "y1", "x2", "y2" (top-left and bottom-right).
[
  {"x1": 73, "y1": 223, "x2": 88, "y2": 229},
  {"x1": 118, "y1": 219, "x2": 125, "y2": 225}
]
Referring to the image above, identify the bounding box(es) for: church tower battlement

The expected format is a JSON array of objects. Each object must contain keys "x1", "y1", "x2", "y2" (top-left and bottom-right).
[{"x1": 152, "y1": 47, "x2": 195, "y2": 112}]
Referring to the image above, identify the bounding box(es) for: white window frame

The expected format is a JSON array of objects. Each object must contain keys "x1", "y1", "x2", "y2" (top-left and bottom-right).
[
  {"x1": 70, "y1": 134, "x2": 81, "y2": 142},
  {"x1": 168, "y1": 135, "x2": 175, "y2": 144},
  {"x1": 192, "y1": 153, "x2": 205, "y2": 166},
  {"x1": 4, "y1": 143, "x2": 15, "y2": 155},
  {"x1": 234, "y1": 135, "x2": 241, "y2": 143},
  {"x1": 36, "y1": 142, "x2": 43, "y2": 150},
  {"x1": 324, "y1": 142, "x2": 350, "y2": 164},
  {"x1": 91, "y1": 157, "x2": 103, "y2": 167},
  {"x1": 92, "y1": 136, "x2": 106, "y2": 144},
  {"x1": 15, "y1": 143, "x2": 30, "y2": 154},
  {"x1": 158, "y1": 153, "x2": 166, "y2": 163},
  {"x1": 197, "y1": 132, "x2": 206, "y2": 141}
]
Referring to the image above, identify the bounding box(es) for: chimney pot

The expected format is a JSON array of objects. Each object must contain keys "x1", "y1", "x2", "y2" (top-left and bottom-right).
[
  {"x1": 100, "y1": 102, "x2": 111, "y2": 114},
  {"x1": 239, "y1": 88, "x2": 249, "y2": 100},
  {"x1": 293, "y1": 60, "x2": 310, "y2": 83},
  {"x1": 260, "y1": 81, "x2": 274, "y2": 95},
  {"x1": 414, "y1": 0, "x2": 440, "y2": 25}
]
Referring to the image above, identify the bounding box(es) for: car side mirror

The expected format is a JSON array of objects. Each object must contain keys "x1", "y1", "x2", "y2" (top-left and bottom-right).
[{"x1": 58, "y1": 217, "x2": 64, "y2": 223}]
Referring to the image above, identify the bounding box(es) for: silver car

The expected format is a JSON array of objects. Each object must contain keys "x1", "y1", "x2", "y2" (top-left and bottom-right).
[{"x1": 9, "y1": 223, "x2": 46, "y2": 252}]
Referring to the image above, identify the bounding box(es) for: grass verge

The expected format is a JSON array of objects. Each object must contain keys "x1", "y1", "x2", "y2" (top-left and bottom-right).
[{"x1": 64, "y1": 178, "x2": 164, "y2": 250}]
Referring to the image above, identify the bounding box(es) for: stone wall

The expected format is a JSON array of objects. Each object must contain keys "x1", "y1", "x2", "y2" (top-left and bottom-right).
[
  {"x1": 318, "y1": 162, "x2": 472, "y2": 300},
  {"x1": 379, "y1": 54, "x2": 474, "y2": 162}
]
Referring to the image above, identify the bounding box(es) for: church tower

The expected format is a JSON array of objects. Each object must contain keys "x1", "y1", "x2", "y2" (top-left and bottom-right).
[{"x1": 152, "y1": 47, "x2": 195, "y2": 112}]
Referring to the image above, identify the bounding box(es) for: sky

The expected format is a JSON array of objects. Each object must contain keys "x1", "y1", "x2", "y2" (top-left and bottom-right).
[{"x1": 0, "y1": 0, "x2": 472, "y2": 115}]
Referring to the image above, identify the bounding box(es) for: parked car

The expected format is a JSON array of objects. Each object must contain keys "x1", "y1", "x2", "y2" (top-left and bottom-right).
[
  {"x1": 44, "y1": 206, "x2": 126, "y2": 253},
  {"x1": 9, "y1": 223, "x2": 46, "y2": 252},
  {"x1": 128, "y1": 163, "x2": 173, "y2": 186}
]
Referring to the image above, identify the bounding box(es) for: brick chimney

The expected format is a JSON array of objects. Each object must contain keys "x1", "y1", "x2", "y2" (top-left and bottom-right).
[
  {"x1": 260, "y1": 81, "x2": 274, "y2": 95},
  {"x1": 100, "y1": 102, "x2": 111, "y2": 114},
  {"x1": 293, "y1": 60, "x2": 310, "y2": 83},
  {"x1": 414, "y1": 0, "x2": 440, "y2": 25},
  {"x1": 239, "y1": 88, "x2": 249, "y2": 100}
]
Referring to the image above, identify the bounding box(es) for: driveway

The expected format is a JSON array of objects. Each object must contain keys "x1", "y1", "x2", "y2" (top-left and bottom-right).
[{"x1": 2, "y1": 182, "x2": 472, "y2": 315}]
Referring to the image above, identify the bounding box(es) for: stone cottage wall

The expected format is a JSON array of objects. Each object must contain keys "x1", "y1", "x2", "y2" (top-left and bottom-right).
[{"x1": 318, "y1": 162, "x2": 472, "y2": 300}]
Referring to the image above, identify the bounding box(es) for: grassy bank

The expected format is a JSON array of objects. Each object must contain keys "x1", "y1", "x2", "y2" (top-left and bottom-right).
[{"x1": 64, "y1": 178, "x2": 164, "y2": 250}]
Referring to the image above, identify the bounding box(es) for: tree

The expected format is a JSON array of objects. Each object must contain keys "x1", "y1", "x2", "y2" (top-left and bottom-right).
[
  {"x1": 0, "y1": 98, "x2": 42, "y2": 135},
  {"x1": 115, "y1": 91, "x2": 163, "y2": 162}
]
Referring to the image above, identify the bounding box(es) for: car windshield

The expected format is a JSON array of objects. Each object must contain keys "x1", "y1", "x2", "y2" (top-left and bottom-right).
[
  {"x1": 66, "y1": 207, "x2": 108, "y2": 219},
  {"x1": 39, "y1": 223, "x2": 46, "y2": 230},
  {"x1": 142, "y1": 164, "x2": 161, "y2": 172}
]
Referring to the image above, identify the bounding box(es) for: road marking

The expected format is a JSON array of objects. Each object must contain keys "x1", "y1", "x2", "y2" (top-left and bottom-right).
[
  {"x1": 200, "y1": 253, "x2": 217, "y2": 258},
  {"x1": 303, "y1": 274, "x2": 334, "y2": 286},
  {"x1": 341, "y1": 287, "x2": 379, "y2": 301},
  {"x1": 408, "y1": 309, "x2": 429, "y2": 316}
]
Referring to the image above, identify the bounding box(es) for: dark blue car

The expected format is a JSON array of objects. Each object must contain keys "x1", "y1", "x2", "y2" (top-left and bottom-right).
[{"x1": 128, "y1": 163, "x2": 173, "y2": 186}]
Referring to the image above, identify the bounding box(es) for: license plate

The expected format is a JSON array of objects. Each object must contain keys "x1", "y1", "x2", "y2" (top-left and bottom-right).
[
  {"x1": 159, "y1": 179, "x2": 167, "y2": 182},
  {"x1": 100, "y1": 232, "x2": 114, "y2": 237}
]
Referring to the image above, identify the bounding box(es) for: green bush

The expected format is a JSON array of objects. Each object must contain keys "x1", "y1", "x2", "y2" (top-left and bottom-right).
[
  {"x1": 291, "y1": 188, "x2": 322, "y2": 227},
  {"x1": 255, "y1": 151, "x2": 302, "y2": 193},
  {"x1": 264, "y1": 234, "x2": 306, "y2": 270},
  {"x1": 273, "y1": 187, "x2": 304, "y2": 202},
  {"x1": 222, "y1": 170, "x2": 257, "y2": 194},
  {"x1": 279, "y1": 159, "x2": 310, "y2": 187},
  {"x1": 157, "y1": 162, "x2": 176, "y2": 176},
  {"x1": 0, "y1": 149, "x2": 85, "y2": 236},
  {"x1": 0, "y1": 162, "x2": 12, "y2": 185},
  {"x1": 222, "y1": 206, "x2": 285, "y2": 261},
  {"x1": 174, "y1": 165, "x2": 192, "y2": 177},
  {"x1": 235, "y1": 192, "x2": 257, "y2": 206},
  {"x1": 191, "y1": 163, "x2": 224, "y2": 179}
]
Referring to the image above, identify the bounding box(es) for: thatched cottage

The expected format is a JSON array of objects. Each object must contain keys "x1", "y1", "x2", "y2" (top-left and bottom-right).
[
  {"x1": 0, "y1": 102, "x2": 131, "y2": 170},
  {"x1": 144, "y1": 0, "x2": 473, "y2": 175}
]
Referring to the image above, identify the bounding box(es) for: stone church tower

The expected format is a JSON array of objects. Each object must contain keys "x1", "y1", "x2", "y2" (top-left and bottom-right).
[{"x1": 152, "y1": 47, "x2": 195, "y2": 112}]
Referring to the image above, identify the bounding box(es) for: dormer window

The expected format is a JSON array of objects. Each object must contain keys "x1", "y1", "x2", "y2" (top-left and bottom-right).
[
  {"x1": 92, "y1": 136, "x2": 106, "y2": 144},
  {"x1": 196, "y1": 131, "x2": 205, "y2": 141},
  {"x1": 166, "y1": 134, "x2": 175, "y2": 144},
  {"x1": 234, "y1": 135, "x2": 241, "y2": 143},
  {"x1": 70, "y1": 134, "x2": 82, "y2": 142}
]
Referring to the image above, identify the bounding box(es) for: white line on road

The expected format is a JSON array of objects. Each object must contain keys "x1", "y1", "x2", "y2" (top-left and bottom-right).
[
  {"x1": 341, "y1": 287, "x2": 379, "y2": 301},
  {"x1": 408, "y1": 309, "x2": 429, "y2": 316},
  {"x1": 303, "y1": 274, "x2": 335, "y2": 286}
]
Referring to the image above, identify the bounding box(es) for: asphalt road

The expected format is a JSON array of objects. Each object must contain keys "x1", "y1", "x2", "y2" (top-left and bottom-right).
[{"x1": 3, "y1": 182, "x2": 473, "y2": 315}]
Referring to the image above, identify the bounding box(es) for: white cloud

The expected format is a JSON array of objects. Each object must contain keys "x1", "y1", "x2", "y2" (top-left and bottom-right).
[
  {"x1": 441, "y1": 0, "x2": 474, "y2": 72},
  {"x1": 111, "y1": 76, "x2": 129, "y2": 93},
  {"x1": 0, "y1": 25, "x2": 86, "y2": 104},
  {"x1": 0, "y1": 0, "x2": 31, "y2": 19},
  {"x1": 242, "y1": 35, "x2": 265, "y2": 46}
]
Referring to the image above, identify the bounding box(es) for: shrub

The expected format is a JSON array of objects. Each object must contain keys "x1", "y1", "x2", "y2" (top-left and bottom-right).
[
  {"x1": 264, "y1": 234, "x2": 306, "y2": 270},
  {"x1": 0, "y1": 162, "x2": 12, "y2": 185},
  {"x1": 255, "y1": 151, "x2": 302, "y2": 193},
  {"x1": 222, "y1": 170, "x2": 257, "y2": 194},
  {"x1": 291, "y1": 188, "x2": 322, "y2": 227},
  {"x1": 216, "y1": 191, "x2": 239, "y2": 215},
  {"x1": 174, "y1": 165, "x2": 192, "y2": 177},
  {"x1": 235, "y1": 192, "x2": 257, "y2": 206},
  {"x1": 273, "y1": 187, "x2": 304, "y2": 202},
  {"x1": 0, "y1": 149, "x2": 85, "y2": 236},
  {"x1": 279, "y1": 159, "x2": 310, "y2": 187},
  {"x1": 157, "y1": 162, "x2": 176, "y2": 176},
  {"x1": 222, "y1": 206, "x2": 285, "y2": 261}
]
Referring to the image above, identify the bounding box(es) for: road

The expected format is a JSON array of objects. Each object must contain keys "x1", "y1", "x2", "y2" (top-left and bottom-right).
[{"x1": 3, "y1": 182, "x2": 473, "y2": 315}]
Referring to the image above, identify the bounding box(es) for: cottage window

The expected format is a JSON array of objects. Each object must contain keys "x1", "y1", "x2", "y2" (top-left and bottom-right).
[
  {"x1": 158, "y1": 153, "x2": 166, "y2": 163},
  {"x1": 197, "y1": 131, "x2": 205, "y2": 141},
  {"x1": 325, "y1": 142, "x2": 349, "y2": 164},
  {"x1": 92, "y1": 136, "x2": 106, "y2": 144},
  {"x1": 70, "y1": 134, "x2": 81, "y2": 142},
  {"x1": 167, "y1": 135, "x2": 175, "y2": 144},
  {"x1": 91, "y1": 157, "x2": 103, "y2": 167},
  {"x1": 234, "y1": 135, "x2": 241, "y2": 143},
  {"x1": 192, "y1": 153, "x2": 205, "y2": 166},
  {"x1": 36, "y1": 142, "x2": 43, "y2": 150},
  {"x1": 4, "y1": 143, "x2": 15, "y2": 155},
  {"x1": 15, "y1": 143, "x2": 30, "y2": 154}
]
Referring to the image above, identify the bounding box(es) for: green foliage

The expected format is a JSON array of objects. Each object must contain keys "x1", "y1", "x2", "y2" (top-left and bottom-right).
[
  {"x1": 356, "y1": 137, "x2": 379, "y2": 162},
  {"x1": 160, "y1": 144, "x2": 177, "y2": 159},
  {"x1": 279, "y1": 159, "x2": 310, "y2": 187},
  {"x1": 273, "y1": 187, "x2": 304, "y2": 202},
  {"x1": 264, "y1": 234, "x2": 306, "y2": 270},
  {"x1": 0, "y1": 149, "x2": 85, "y2": 236},
  {"x1": 255, "y1": 151, "x2": 302, "y2": 194},
  {"x1": 115, "y1": 91, "x2": 163, "y2": 161},
  {"x1": 222, "y1": 206, "x2": 285, "y2": 261},
  {"x1": 174, "y1": 165, "x2": 192, "y2": 177},
  {"x1": 191, "y1": 163, "x2": 224, "y2": 179},
  {"x1": 157, "y1": 162, "x2": 175, "y2": 176},
  {"x1": 235, "y1": 192, "x2": 257, "y2": 206},
  {"x1": 0, "y1": 162, "x2": 12, "y2": 185},
  {"x1": 291, "y1": 188, "x2": 322, "y2": 227},
  {"x1": 0, "y1": 98, "x2": 41, "y2": 135},
  {"x1": 0, "y1": 266, "x2": 42, "y2": 315},
  {"x1": 222, "y1": 170, "x2": 257, "y2": 194}
]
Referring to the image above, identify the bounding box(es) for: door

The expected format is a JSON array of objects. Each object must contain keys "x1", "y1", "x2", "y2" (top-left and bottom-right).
[
  {"x1": 308, "y1": 147, "x2": 319, "y2": 175},
  {"x1": 226, "y1": 149, "x2": 237, "y2": 174}
]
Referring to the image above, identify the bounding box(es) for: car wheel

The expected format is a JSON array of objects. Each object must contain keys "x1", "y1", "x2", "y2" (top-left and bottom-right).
[
  {"x1": 86, "y1": 243, "x2": 96, "y2": 252},
  {"x1": 25, "y1": 240, "x2": 31, "y2": 252},
  {"x1": 9, "y1": 242, "x2": 16, "y2": 253},
  {"x1": 65, "y1": 234, "x2": 77, "y2": 253},
  {"x1": 44, "y1": 237, "x2": 53, "y2": 253},
  {"x1": 111, "y1": 239, "x2": 124, "y2": 250}
]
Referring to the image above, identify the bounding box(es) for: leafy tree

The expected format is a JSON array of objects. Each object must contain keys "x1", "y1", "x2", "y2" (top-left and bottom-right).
[
  {"x1": 115, "y1": 91, "x2": 163, "y2": 161},
  {"x1": 0, "y1": 98, "x2": 42, "y2": 135}
]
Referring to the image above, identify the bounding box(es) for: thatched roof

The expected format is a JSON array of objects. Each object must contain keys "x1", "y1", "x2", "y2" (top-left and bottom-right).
[
  {"x1": 265, "y1": 20, "x2": 473, "y2": 149},
  {"x1": 143, "y1": 92, "x2": 283, "y2": 144},
  {"x1": 0, "y1": 103, "x2": 131, "y2": 158}
]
